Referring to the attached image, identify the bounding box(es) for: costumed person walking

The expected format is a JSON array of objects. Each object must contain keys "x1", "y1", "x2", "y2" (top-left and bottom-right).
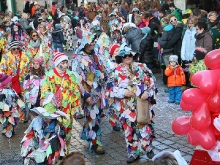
[
  {"x1": 107, "y1": 43, "x2": 121, "y2": 131},
  {"x1": 107, "y1": 43, "x2": 156, "y2": 163},
  {"x1": 26, "y1": 30, "x2": 51, "y2": 70},
  {"x1": 40, "y1": 51, "x2": 81, "y2": 151},
  {"x1": 20, "y1": 107, "x2": 67, "y2": 165},
  {"x1": 23, "y1": 58, "x2": 45, "y2": 121},
  {"x1": 0, "y1": 74, "x2": 25, "y2": 138},
  {"x1": 72, "y1": 33, "x2": 106, "y2": 155}
]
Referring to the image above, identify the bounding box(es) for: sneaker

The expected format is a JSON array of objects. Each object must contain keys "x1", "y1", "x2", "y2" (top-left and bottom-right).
[
  {"x1": 113, "y1": 126, "x2": 120, "y2": 131},
  {"x1": 147, "y1": 150, "x2": 155, "y2": 159},
  {"x1": 95, "y1": 146, "x2": 105, "y2": 155},
  {"x1": 127, "y1": 155, "x2": 140, "y2": 163}
]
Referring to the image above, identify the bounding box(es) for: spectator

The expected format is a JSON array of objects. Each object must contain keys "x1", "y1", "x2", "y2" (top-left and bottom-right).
[
  {"x1": 0, "y1": 11, "x2": 5, "y2": 24},
  {"x1": 128, "y1": 7, "x2": 140, "y2": 23},
  {"x1": 19, "y1": 13, "x2": 33, "y2": 35},
  {"x1": 169, "y1": 2, "x2": 182, "y2": 22},
  {"x1": 78, "y1": 2, "x2": 85, "y2": 19},
  {"x1": 134, "y1": 15, "x2": 145, "y2": 28},
  {"x1": 207, "y1": 11, "x2": 220, "y2": 49},
  {"x1": 100, "y1": 4, "x2": 110, "y2": 35},
  {"x1": 123, "y1": 24, "x2": 142, "y2": 52},
  {"x1": 52, "y1": 23, "x2": 66, "y2": 52},
  {"x1": 139, "y1": 27, "x2": 154, "y2": 69},
  {"x1": 165, "y1": 55, "x2": 186, "y2": 104},
  {"x1": 153, "y1": 150, "x2": 187, "y2": 165},
  {"x1": 52, "y1": 2, "x2": 57, "y2": 16},
  {"x1": 159, "y1": 14, "x2": 184, "y2": 66},
  {"x1": 181, "y1": 16, "x2": 197, "y2": 87},
  {"x1": 193, "y1": 8, "x2": 207, "y2": 22}
]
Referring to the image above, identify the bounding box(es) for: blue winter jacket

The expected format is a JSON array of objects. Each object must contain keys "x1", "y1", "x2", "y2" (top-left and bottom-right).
[{"x1": 181, "y1": 27, "x2": 196, "y2": 61}]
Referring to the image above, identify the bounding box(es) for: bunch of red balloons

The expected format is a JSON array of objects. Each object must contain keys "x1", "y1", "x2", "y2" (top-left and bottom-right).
[{"x1": 172, "y1": 49, "x2": 220, "y2": 150}]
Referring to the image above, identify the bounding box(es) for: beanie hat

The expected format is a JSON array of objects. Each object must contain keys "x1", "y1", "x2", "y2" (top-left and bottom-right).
[
  {"x1": 109, "y1": 44, "x2": 120, "y2": 56},
  {"x1": 194, "y1": 49, "x2": 206, "y2": 61},
  {"x1": 0, "y1": 74, "x2": 12, "y2": 87},
  {"x1": 53, "y1": 51, "x2": 68, "y2": 67},
  {"x1": 9, "y1": 40, "x2": 20, "y2": 50},
  {"x1": 33, "y1": 58, "x2": 43, "y2": 65},
  {"x1": 169, "y1": 55, "x2": 178, "y2": 63}
]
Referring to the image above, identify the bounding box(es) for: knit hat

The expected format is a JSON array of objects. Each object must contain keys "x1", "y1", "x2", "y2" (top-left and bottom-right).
[
  {"x1": 109, "y1": 44, "x2": 120, "y2": 56},
  {"x1": 132, "y1": 8, "x2": 140, "y2": 13},
  {"x1": 169, "y1": 55, "x2": 178, "y2": 63},
  {"x1": 9, "y1": 40, "x2": 20, "y2": 50},
  {"x1": 194, "y1": 49, "x2": 206, "y2": 61},
  {"x1": 0, "y1": 74, "x2": 12, "y2": 87},
  {"x1": 53, "y1": 51, "x2": 68, "y2": 67},
  {"x1": 33, "y1": 58, "x2": 43, "y2": 65}
]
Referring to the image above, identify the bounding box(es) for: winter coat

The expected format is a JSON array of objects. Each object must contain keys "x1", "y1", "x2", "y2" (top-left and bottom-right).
[
  {"x1": 139, "y1": 34, "x2": 154, "y2": 64},
  {"x1": 165, "y1": 65, "x2": 186, "y2": 87},
  {"x1": 19, "y1": 18, "x2": 32, "y2": 31},
  {"x1": 148, "y1": 17, "x2": 160, "y2": 40},
  {"x1": 195, "y1": 30, "x2": 213, "y2": 53},
  {"x1": 181, "y1": 27, "x2": 196, "y2": 61},
  {"x1": 160, "y1": 22, "x2": 183, "y2": 56},
  {"x1": 52, "y1": 29, "x2": 66, "y2": 45},
  {"x1": 125, "y1": 27, "x2": 142, "y2": 52}
]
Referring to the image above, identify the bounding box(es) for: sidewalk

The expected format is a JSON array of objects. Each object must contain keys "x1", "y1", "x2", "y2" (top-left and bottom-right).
[{"x1": 0, "y1": 73, "x2": 194, "y2": 165}]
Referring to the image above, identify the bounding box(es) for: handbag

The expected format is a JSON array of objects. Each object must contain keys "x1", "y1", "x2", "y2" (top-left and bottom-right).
[
  {"x1": 12, "y1": 53, "x2": 21, "y2": 95},
  {"x1": 54, "y1": 78, "x2": 64, "y2": 108},
  {"x1": 136, "y1": 96, "x2": 150, "y2": 124}
]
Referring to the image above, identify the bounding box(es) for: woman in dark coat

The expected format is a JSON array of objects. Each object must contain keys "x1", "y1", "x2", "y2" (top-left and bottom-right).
[{"x1": 139, "y1": 27, "x2": 154, "y2": 69}]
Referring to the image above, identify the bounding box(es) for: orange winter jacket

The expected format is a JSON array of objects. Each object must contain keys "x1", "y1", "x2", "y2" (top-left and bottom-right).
[{"x1": 165, "y1": 64, "x2": 186, "y2": 87}]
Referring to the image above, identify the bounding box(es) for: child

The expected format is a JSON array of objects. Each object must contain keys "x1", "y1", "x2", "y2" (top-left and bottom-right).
[
  {"x1": 165, "y1": 55, "x2": 186, "y2": 104},
  {"x1": 152, "y1": 150, "x2": 187, "y2": 165},
  {"x1": 23, "y1": 58, "x2": 45, "y2": 121},
  {"x1": 20, "y1": 106, "x2": 67, "y2": 165},
  {"x1": 52, "y1": 24, "x2": 66, "y2": 52},
  {"x1": 0, "y1": 74, "x2": 25, "y2": 138}
]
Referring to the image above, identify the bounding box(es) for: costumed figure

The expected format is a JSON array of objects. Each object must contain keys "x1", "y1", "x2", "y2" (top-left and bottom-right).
[
  {"x1": 107, "y1": 43, "x2": 156, "y2": 163},
  {"x1": 0, "y1": 40, "x2": 30, "y2": 97},
  {"x1": 20, "y1": 107, "x2": 67, "y2": 165},
  {"x1": 37, "y1": 22, "x2": 52, "y2": 51},
  {"x1": 41, "y1": 51, "x2": 81, "y2": 150},
  {"x1": 0, "y1": 74, "x2": 25, "y2": 138},
  {"x1": 108, "y1": 12, "x2": 124, "y2": 44},
  {"x1": 60, "y1": 13, "x2": 74, "y2": 51},
  {"x1": 72, "y1": 32, "x2": 106, "y2": 155},
  {"x1": 23, "y1": 58, "x2": 45, "y2": 120},
  {"x1": 26, "y1": 30, "x2": 51, "y2": 70},
  {"x1": 8, "y1": 23, "x2": 30, "y2": 51}
]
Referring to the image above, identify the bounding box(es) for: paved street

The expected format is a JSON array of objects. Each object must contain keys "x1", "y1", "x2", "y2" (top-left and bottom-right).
[{"x1": 0, "y1": 73, "x2": 194, "y2": 165}]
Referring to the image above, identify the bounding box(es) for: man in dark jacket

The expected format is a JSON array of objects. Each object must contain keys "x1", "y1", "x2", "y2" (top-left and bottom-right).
[
  {"x1": 139, "y1": 27, "x2": 154, "y2": 69},
  {"x1": 52, "y1": 24, "x2": 66, "y2": 52}
]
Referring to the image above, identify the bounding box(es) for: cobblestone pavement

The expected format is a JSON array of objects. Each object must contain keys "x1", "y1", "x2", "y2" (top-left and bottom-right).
[{"x1": 0, "y1": 73, "x2": 194, "y2": 165}]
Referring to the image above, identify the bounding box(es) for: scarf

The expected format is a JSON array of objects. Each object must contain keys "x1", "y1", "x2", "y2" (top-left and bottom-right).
[
  {"x1": 30, "y1": 39, "x2": 41, "y2": 48},
  {"x1": 209, "y1": 20, "x2": 219, "y2": 28}
]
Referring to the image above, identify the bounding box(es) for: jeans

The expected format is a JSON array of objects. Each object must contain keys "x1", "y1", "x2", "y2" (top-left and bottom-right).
[
  {"x1": 169, "y1": 86, "x2": 182, "y2": 103},
  {"x1": 53, "y1": 43, "x2": 64, "y2": 52}
]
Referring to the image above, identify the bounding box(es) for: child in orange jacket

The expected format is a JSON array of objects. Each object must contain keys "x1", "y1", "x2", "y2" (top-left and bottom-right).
[{"x1": 165, "y1": 55, "x2": 186, "y2": 104}]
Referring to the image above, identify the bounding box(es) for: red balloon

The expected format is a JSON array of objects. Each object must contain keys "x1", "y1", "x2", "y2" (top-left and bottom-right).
[
  {"x1": 188, "y1": 129, "x2": 200, "y2": 146},
  {"x1": 188, "y1": 126, "x2": 216, "y2": 150},
  {"x1": 191, "y1": 69, "x2": 220, "y2": 94},
  {"x1": 172, "y1": 116, "x2": 191, "y2": 135},
  {"x1": 204, "y1": 49, "x2": 220, "y2": 70},
  {"x1": 180, "y1": 100, "x2": 197, "y2": 111},
  {"x1": 190, "y1": 102, "x2": 211, "y2": 131},
  {"x1": 182, "y1": 88, "x2": 209, "y2": 109},
  {"x1": 207, "y1": 91, "x2": 220, "y2": 112},
  {"x1": 199, "y1": 126, "x2": 216, "y2": 150}
]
